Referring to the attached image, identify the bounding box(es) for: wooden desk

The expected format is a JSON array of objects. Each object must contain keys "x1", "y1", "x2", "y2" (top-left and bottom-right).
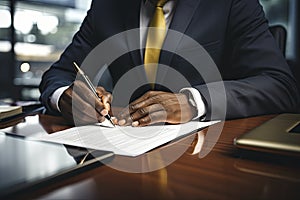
[{"x1": 2, "y1": 115, "x2": 300, "y2": 199}]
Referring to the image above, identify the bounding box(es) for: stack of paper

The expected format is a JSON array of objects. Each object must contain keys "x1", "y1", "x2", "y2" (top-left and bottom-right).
[{"x1": 32, "y1": 120, "x2": 219, "y2": 157}]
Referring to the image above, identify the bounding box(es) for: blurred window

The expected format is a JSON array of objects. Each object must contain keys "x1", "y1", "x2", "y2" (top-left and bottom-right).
[
  {"x1": 0, "y1": 0, "x2": 92, "y2": 100},
  {"x1": 0, "y1": 2, "x2": 11, "y2": 52}
]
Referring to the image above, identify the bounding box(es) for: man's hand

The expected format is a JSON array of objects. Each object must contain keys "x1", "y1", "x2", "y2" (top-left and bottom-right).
[
  {"x1": 117, "y1": 91, "x2": 196, "y2": 127},
  {"x1": 58, "y1": 80, "x2": 113, "y2": 125}
]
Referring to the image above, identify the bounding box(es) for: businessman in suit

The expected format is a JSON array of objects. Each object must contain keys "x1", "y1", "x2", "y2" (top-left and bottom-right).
[{"x1": 39, "y1": 0, "x2": 299, "y2": 126}]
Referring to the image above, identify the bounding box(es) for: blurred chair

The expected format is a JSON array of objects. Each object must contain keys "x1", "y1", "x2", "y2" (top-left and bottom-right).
[
  {"x1": 270, "y1": 25, "x2": 300, "y2": 112},
  {"x1": 269, "y1": 25, "x2": 287, "y2": 57}
]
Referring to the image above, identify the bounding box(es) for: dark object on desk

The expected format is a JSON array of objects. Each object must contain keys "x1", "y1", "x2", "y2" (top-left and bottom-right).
[
  {"x1": 234, "y1": 114, "x2": 300, "y2": 156},
  {"x1": 0, "y1": 102, "x2": 44, "y2": 128},
  {"x1": 0, "y1": 132, "x2": 114, "y2": 198}
]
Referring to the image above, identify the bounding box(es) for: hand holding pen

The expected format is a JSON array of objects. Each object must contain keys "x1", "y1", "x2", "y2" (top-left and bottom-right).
[
  {"x1": 57, "y1": 62, "x2": 115, "y2": 126},
  {"x1": 73, "y1": 62, "x2": 115, "y2": 126}
]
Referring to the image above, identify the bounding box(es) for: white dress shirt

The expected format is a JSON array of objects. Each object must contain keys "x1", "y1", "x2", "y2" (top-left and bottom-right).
[{"x1": 50, "y1": 0, "x2": 206, "y2": 119}]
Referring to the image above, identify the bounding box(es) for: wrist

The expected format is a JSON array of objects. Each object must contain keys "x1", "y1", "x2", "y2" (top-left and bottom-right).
[
  {"x1": 179, "y1": 87, "x2": 206, "y2": 120},
  {"x1": 50, "y1": 86, "x2": 70, "y2": 112},
  {"x1": 186, "y1": 96, "x2": 198, "y2": 119}
]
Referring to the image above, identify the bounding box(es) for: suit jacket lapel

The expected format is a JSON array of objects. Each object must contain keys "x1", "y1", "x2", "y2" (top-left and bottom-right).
[
  {"x1": 125, "y1": 0, "x2": 143, "y2": 67},
  {"x1": 123, "y1": 0, "x2": 153, "y2": 92},
  {"x1": 158, "y1": 0, "x2": 202, "y2": 87},
  {"x1": 169, "y1": 0, "x2": 202, "y2": 34}
]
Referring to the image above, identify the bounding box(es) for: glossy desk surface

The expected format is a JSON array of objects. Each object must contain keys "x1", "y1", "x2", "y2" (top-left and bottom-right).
[{"x1": 1, "y1": 114, "x2": 300, "y2": 199}]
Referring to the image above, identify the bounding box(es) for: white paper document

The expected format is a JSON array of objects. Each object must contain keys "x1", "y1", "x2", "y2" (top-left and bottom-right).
[{"x1": 31, "y1": 120, "x2": 219, "y2": 157}]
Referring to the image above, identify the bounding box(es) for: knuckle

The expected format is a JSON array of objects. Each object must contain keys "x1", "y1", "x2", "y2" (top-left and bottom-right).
[
  {"x1": 130, "y1": 113, "x2": 135, "y2": 121},
  {"x1": 146, "y1": 91, "x2": 155, "y2": 96},
  {"x1": 140, "y1": 117, "x2": 151, "y2": 124},
  {"x1": 138, "y1": 108, "x2": 147, "y2": 115},
  {"x1": 97, "y1": 86, "x2": 105, "y2": 91},
  {"x1": 105, "y1": 93, "x2": 112, "y2": 100},
  {"x1": 146, "y1": 91, "x2": 153, "y2": 95},
  {"x1": 105, "y1": 91, "x2": 111, "y2": 96},
  {"x1": 130, "y1": 104, "x2": 136, "y2": 110},
  {"x1": 150, "y1": 95, "x2": 160, "y2": 102}
]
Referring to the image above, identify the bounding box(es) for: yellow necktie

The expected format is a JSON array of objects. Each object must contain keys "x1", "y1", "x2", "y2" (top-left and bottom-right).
[{"x1": 144, "y1": 0, "x2": 167, "y2": 89}]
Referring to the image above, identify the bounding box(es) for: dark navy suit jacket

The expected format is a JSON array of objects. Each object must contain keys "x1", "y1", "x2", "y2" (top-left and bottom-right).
[{"x1": 39, "y1": 0, "x2": 300, "y2": 120}]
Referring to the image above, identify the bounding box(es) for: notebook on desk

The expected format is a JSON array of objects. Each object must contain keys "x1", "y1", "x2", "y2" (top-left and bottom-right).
[
  {"x1": 234, "y1": 114, "x2": 300, "y2": 156},
  {"x1": 0, "y1": 106, "x2": 22, "y2": 120},
  {"x1": 0, "y1": 102, "x2": 45, "y2": 128}
]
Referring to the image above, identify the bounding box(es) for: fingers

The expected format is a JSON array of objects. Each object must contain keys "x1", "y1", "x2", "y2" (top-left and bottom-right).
[
  {"x1": 117, "y1": 91, "x2": 195, "y2": 127},
  {"x1": 117, "y1": 91, "x2": 167, "y2": 126},
  {"x1": 129, "y1": 91, "x2": 164, "y2": 111},
  {"x1": 132, "y1": 110, "x2": 167, "y2": 127},
  {"x1": 130, "y1": 104, "x2": 158, "y2": 121},
  {"x1": 71, "y1": 91, "x2": 106, "y2": 123},
  {"x1": 73, "y1": 80, "x2": 113, "y2": 114},
  {"x1": 118, "y1": 91, "x2": 162, "y2": 119},
  {"x1": 59, "y1": 80, "x2": 111, "y2": 125},
  {"x1": 119, "y1": 104, "x2": 165, "y2": 126},
  {"x1": 130, "y1": 95, "x2": 161, "y2": 111},
  {"x1": 60, "y1": 84, "x2": 193, "y2": 127},
  {"x1": 100, "y1": 91, "x2": 112, "y2": 112},
  {"x1": 95, "y1": 86, "x2": 112, "y2": 116}
]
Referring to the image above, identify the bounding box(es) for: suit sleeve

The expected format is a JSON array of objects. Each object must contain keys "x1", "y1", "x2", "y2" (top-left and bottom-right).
[
  {"x1": 39, "y1": 1, "x2": 98, "y2": 115},
  {"x1": 196, "y1": 0, "x2": 300, "y2": 120}
]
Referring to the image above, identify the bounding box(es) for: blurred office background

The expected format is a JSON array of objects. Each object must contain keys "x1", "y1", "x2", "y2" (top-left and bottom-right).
[
  {"x1": 0, "y1": 0, "x2": 92, "y2": 101},
  {"x1": 0, "y1": 0, "x2": 299, "y2": 101}
]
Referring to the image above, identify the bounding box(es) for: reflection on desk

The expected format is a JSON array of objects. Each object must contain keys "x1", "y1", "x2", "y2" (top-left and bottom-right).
[
  {"x1": 0, "y1": 114, "x2": 300, "y2": 199},
  {"x1": 0, "y1": 132, "x2": 113, "y2": 198}
]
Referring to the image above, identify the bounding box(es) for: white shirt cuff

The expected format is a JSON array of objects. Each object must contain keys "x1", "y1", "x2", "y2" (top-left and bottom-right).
[
  {"x1": 50, "y1": 86, "x2": 70, "y2": 112},
  {"x1": 179, "y1": 87, "x2": 206, "y2": 120}
]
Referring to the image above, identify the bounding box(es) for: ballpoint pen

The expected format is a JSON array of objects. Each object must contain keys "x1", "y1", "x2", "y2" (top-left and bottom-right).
[{"x1": 73, "y1": 62, "x2": 115, "y2": 127}]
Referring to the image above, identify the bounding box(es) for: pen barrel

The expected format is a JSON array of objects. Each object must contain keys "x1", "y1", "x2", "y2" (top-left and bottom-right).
[
  {"x1": 74, "y1": 62, "x2": 114, "y2": 126},
  {"x1": 82, "y1": 75, "x2": 113, "y2": 118},
  {"x1": 83, "y1": 75, "x2": 98, "y2": 96}
]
